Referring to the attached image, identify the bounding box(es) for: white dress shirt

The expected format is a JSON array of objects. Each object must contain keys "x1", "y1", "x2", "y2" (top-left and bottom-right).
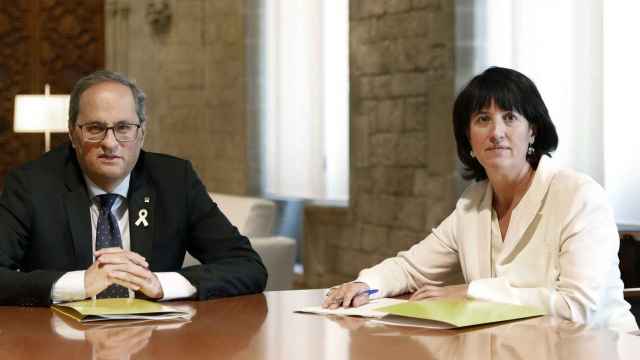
[{"x1": 51, "y1": 175, "x2": 196, "y2": 302}]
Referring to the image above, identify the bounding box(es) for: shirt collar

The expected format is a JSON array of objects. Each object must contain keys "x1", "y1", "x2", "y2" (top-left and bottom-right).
[{"x1": 84, "y1": 174, "x2": 131, "y2": 199}]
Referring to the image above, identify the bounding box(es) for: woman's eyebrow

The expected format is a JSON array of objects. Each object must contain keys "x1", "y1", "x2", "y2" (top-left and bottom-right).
[{"x1": 472, "y1": 110, "x2": 489, "y2": 116}]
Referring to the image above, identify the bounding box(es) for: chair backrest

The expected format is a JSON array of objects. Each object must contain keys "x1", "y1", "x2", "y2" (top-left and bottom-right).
[
  {"x1": 619, "y1": 231, "x2": 640, "y2": 326},
  {"x1": 186, "y1": 193, "x2": 296, "y2": 290},
  {"x1": 209, "y1": 193, "x2": 276, "y2": 237}
]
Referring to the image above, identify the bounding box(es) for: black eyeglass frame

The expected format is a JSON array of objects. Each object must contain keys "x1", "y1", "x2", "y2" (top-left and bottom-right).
[{"x1": 75, "y1": 122, "x2": 142, "y2": 143}]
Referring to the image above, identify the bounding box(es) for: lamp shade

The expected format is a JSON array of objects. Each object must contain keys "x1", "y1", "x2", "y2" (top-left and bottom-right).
[{"x1": 13, "y1": 94, "x2": 70, "y2": 133}]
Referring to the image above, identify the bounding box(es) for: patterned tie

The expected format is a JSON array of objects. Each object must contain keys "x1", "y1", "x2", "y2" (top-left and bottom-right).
[{"x1": 95, "y1": 193, "x2": 129, "y2": 299}]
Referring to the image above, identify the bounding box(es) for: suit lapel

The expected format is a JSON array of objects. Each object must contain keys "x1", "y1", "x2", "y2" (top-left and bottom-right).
[
  {"x1": 127, "y1": 157, "x2": 155, "y2": 263},
  {"x1": 63, "y1": 150, "x2": 93, "y2": 269}
]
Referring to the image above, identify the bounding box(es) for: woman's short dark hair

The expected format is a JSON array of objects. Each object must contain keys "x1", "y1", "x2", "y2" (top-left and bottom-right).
[{"x1": 452, "y1": 66, "x2": 558, "y2": 181}]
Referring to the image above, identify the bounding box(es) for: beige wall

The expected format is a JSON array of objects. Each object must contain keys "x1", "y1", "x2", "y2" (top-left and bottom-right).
[
  {"x1": 304, "y1": 0, "x2": 458, "y2": 287},
  {"x1": 106, "y1": 0, "x2": 458, "y2": 286},
  {"x1": 105, "y1": 0, "x2": 258, "y2": 195}
]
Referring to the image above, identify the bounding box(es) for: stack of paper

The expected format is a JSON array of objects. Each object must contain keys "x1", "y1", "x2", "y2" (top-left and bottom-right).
[
  {"x1": 295, "y1": 298, "x2": 545, "y2": 329},
  {"x1": 52, "y1": 298, "x2": 193, "y2": 323},
  {"x1": 375, "y1": 299, "x2": 545, "y2": 329},
  {"x1": 295, "y1": 298, "x2": 407, "y2": 318}
]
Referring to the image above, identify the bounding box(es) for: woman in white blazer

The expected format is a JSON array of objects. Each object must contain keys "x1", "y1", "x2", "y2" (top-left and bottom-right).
[{"x1": 323, "y1": 67, "x2": 637, "y2": 331}]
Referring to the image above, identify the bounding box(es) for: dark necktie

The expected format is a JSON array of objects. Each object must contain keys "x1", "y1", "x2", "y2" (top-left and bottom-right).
[{"x1": 95, "y1": 193, "x2": 129, "y2": 299}]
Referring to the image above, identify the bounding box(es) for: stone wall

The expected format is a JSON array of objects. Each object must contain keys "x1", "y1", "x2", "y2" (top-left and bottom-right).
[
  {"x1": 304, "y1": 0, "x2": 458, "y2": 287},
  {"x1": 105, "y1": 0, "x2": 259, "y2": 195},
  {"x1": 104, "y1": 0, "x2": 458, "y2": 285}
]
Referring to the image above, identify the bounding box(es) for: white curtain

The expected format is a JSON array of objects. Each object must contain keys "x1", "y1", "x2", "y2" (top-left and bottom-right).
[
  {"x1": 603, "y1": 2, "x2": 640, "y2": 226},
  {"x1": 263, "y1": 0, "x2": 349, "y2": 201},
  {"x1": 471, "y1": 0, "x2": 640, "y2": 225}
]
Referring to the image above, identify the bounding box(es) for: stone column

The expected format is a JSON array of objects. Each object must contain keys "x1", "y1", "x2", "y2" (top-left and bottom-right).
[
  {"x1": 104, "y1": 0, "x2": 258, "y2": 195},
  {"x1": 304, "y1": 0, "x2": 458, "y2": 287},
  {"x1": 105, "y1": 0, "x2": 130, "y2": 75}
]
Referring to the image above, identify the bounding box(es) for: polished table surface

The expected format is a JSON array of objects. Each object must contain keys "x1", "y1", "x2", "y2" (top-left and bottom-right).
[{"x1": 1, "y1": 289, "x2": 638, "y2": 359}]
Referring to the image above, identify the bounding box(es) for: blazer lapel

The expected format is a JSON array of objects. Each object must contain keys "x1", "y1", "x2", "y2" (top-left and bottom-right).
[
  {"x1": 475, "y1": 183, "x2": 493, "y2": 279},
  {"x1": 500, "y1": 156, "x2": 557, "y2": 261},
  {"x1": 461, "y1": 181, "x2": 493, "y2": 281},
  {"x1": 127, "y1": 162, "x2": 155, "y2": 263},
  {"x1": 63, "y1": 152, "x2": 93, "y2": 269}
]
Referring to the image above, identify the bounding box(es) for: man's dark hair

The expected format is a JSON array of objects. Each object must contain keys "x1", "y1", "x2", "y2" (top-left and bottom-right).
[
  {"x1": 68, "y1": 70, "x2": 146, "y2": 127},
  {"x1": 452, "y1": 66, "x2": 559, "y2": 181}
]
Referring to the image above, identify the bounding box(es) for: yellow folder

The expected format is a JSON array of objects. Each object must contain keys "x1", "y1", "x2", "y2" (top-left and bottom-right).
[
  {"x1": 375, "y1": 299, "x2": 545, "y2": 329},
  {"x1": 51, "y1": 298, "x2": 191, "y2": 323}
]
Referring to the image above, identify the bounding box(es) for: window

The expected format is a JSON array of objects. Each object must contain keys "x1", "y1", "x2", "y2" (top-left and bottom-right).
[{"x1": 262, "y1": 0, "x2": 349, "y2": 201}]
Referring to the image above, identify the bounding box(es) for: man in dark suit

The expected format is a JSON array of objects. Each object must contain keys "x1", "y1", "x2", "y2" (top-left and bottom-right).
[{"x1": 0, "y1": 70, "x2": 267, "y2": 306}]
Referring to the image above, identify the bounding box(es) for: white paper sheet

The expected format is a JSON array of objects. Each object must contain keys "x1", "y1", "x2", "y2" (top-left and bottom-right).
[{"x1": 295, "y1": 298, "x2": 407, "y2": 318}]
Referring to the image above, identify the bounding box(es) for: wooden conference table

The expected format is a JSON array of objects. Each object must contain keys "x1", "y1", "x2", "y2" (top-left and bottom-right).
[{"x1": 1, "y1": 289, "x2": 638, "y2": 359}]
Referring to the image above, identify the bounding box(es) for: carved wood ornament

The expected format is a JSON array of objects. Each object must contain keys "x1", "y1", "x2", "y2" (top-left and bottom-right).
[{"x1": 0, "y1": 0, "x2": 104, "y2": 189}]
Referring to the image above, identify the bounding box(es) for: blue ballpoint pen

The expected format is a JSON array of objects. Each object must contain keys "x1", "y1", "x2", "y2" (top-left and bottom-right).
[{"x1": 358, "y1": 289, "x2": 379, "y2": 297}]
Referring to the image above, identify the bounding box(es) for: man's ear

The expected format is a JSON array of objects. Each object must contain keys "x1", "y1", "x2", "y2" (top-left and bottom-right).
[
  {"x1": 140, "y1": 121, "x2": 147, "y2": 147},
  {"x1": 68, "y1": 128, "x2": 76, "y2": 148}
]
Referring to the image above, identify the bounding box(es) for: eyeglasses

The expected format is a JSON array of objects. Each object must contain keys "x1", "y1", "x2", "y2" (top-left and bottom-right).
[{"x1": 76, "y1": 122, "x2": 142, "y2": 142}]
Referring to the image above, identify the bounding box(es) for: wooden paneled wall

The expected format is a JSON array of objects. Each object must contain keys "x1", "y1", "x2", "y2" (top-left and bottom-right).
[{"x1": 0, "y1": 0, "x2": 104, "y2": 189}]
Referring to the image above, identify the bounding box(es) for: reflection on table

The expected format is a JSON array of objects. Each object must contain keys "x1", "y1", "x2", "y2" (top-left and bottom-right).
[
  {"x1": 0, "y1": 289, "x2": 638, "y2": 359},
  {"x1": 51, "y1": 304, "x2": 194, "y2": 360},
  {"x1": 329, "y1": 314, "x2": 635, "y2": 360}
]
